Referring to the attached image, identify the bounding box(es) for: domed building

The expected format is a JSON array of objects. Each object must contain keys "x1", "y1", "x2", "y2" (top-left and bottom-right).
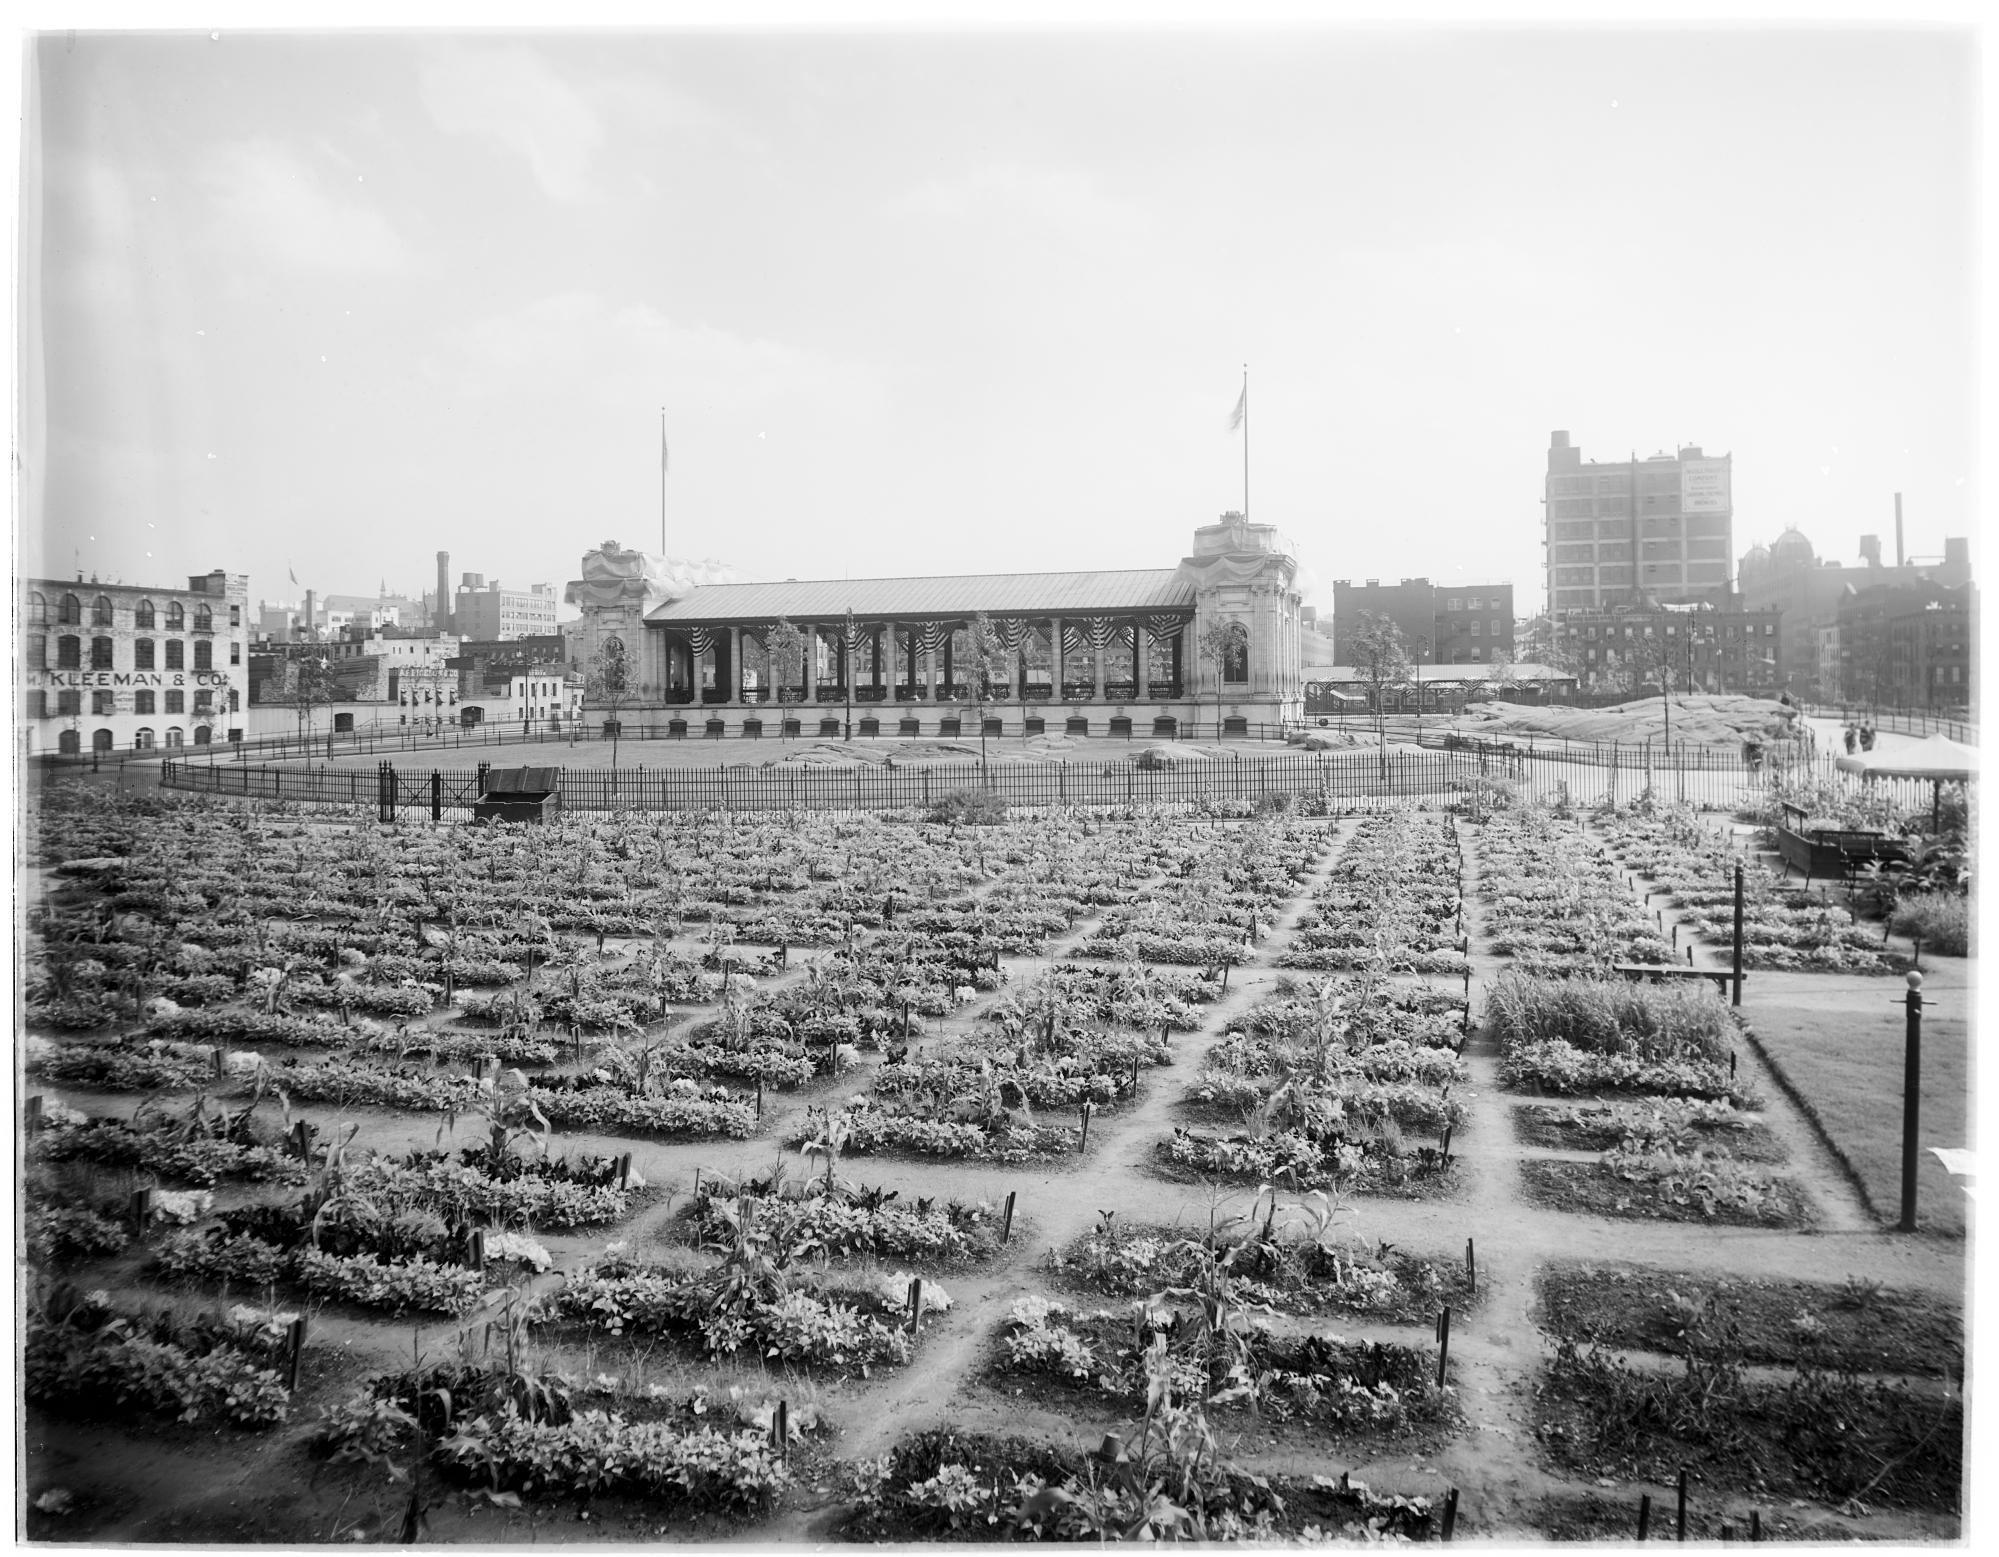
[{"x1": 1768, "y1": 528, "x2": 1817, "y2": 571}]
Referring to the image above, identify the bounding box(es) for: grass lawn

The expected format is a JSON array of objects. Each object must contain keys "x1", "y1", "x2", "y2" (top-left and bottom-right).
[{"x1": 1741, "y1": 966, "x2": 1971, "y2": 1236}]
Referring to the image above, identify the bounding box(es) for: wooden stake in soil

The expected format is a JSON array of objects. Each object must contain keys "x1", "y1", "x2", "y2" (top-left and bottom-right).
[
  {"x1": 286, "y1": 1316, "x2": 308, "y2": 1391},
  {"x1": 1435, "y1": 1307, "x2": 1451, "y2": 1386},
  {"x1": 1001, "y1": 1190, "x2": 1017, "y2": 1244},
  {"x1": 130, "y1": 1188, "x2": 152, "y2": 1238},
  {"x1": 1749, "y1": 1510, "x2": 1761, "y2": 1541},
  {"x1": 1440, "y1": 1488, "x2": 1459, "y2": 1541},
  {"x1": 469, "y1": 1228, "x2": 486, "y2": 1272},
  {"x1": 618, "y1": 1152, "x2": 632, "y2": 1189},
  {"x1": 1637, "y1": 1493, "x2": 1652, "y2": 1540},
  {"x1": 212, "y1": 1046, "x2": 226, "y2": 1080},
  {"x1": 23, "y1": 1095, "x2": 41, "y2": 1134},
  {"x1": 1465, "y1": 1238, "x2": 1475, "y2": 1293},
  {"x1": 1078, "y1": 1101, "x2": 1093, "y2": 1152},
  {"x1": 1676, "y1": 1468, "x2": 1688, "y2": 1540},
  {"x1": 756, "y1": 1078, "x2": 764, "y2": 1119},
  {"x1": 773, "y1": 1400, "x2": 789, "y2": 1462},
  {"x1": 908, "y1": 1276, "x2": 923, "y2": 1333}
]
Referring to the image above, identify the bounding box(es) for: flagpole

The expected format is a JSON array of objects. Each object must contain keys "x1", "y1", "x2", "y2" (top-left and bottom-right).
[
  {"x1": 660, "y1": 408, "x2": 668, "y2": 556},
  {"x1": 1241, "y1": 364, "x2": 1249, "y2": 522}
]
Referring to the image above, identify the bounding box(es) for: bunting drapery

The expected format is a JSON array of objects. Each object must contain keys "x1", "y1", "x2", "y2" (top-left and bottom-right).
[
  {"x1": 1144, "y1": 615, "x2": 1187, "y2": 641},
  {"x1": 917, "y1": 622, "x2": 953, "y2": 654},
  {"x1": 681, "y1": 626, "x2": 717, "y2": 656},
  {"x1": 991, "y1": 617, "x2": 1030, "y2": 655}
]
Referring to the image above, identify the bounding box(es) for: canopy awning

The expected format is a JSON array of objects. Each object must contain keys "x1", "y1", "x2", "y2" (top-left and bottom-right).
[{"x1": 1834, "y1": 733, "x2": 1979, "y2": 782}]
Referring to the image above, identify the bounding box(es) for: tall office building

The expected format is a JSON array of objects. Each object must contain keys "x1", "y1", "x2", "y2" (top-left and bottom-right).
[{"x1": 1544, "y1": 432, "x2": 1733, "y2": 613}]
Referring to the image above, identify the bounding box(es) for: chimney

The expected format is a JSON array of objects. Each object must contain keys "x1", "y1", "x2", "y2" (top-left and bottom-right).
[
  {"x1": 436, "y1": 551, "x2": 452, "y2": 635},
  {"x1": 304, "y1": 589, "x2": 316, "y2": 641},
  {"x1": 1859, "y1": 535, "x2": 1882, "y2": 568},
  {"x1": 1895, "y1": 493, "x2": 1905, "y2": 568}
]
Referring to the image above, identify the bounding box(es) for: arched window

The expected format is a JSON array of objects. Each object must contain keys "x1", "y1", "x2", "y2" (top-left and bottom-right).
[
  {"x1": 134, "y1": 638, "x2": 155, "y2": 670},
  {"x1": 56, "y1": 635, "x2": 81, "y2": 669},
  {"x1": 193, "y1": 726, "x2": 212, "y2": 746},
  {"x1": 1220, "y1": 621, "x2": 1249, "y2": 683},
  {"x1": 58, "y1": 729, "x2": 80, "y2": 755},
  {"x1": 92, "y1": 595, "x2": 114, "y2": 626},
  {"x1": 166, "y1": 601, "x2": 185, "y2": 631},
  {"x1": 194, "y1": 604, "x2": 214, "y2": 632},
  {"x1": 91, "y1": 636, "x2": 115, "y2": 670},
  {"x1": 165, "y1": 640, "x2": 184, "y2": 670},
  {"x1": 27, "y1": 591, "x2": 47, "y2": 625},
  {"x1": 193, "y1": 640, "x2": 213, "y2": 670},
  {"x1": 133, "y1": 599, "x2": 155, "y2": 629},
  {"x1": 164, "y1": 726, "x2": 183, "y2": 748},
  {"x1": 92, "y1": 728, "x2": 114, "y2": 753},
  {"x1": 59, "y1": 593, "x2": 81, "y2": 624},
  {"x1": 133, "y1": 727, "x2": 155, "y2": 750}
]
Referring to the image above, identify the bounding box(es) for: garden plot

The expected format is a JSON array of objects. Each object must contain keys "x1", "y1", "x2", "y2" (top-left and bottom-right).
[
  {"x1": 1159, "y1": 974, "x2": 1469, "y2": 1194},
  {"x1": 19, "y1": 778, "x2": 1967, "y2": 1542},
  {"x1": 1072, "y1": 813, "x2": 1330, "y2": 966},
  {"x1": 1488, "y1": 972, "x2": 1806, "y2": 1227},
  {"x1": 1046, "y1": 1197, "x2": 1478, "y2": 1326},
  {"x1": 1478, "y1": 805, "x2": 1676, "y2": 972},
  {"x1": 1595, "y1": 802, "x2": 1905, "y2": 974},
  {"x1": 785, "y1": 964, "x2": 1183, "y2": 1165},
  {"x1": 1279, "y1": 810, "x2": 1470, "y2": 977}
]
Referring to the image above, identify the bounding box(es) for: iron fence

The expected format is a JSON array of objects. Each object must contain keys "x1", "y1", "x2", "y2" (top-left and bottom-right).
[{"x1": 156, "y1": 744, "x2": 1938, "y2": 820}]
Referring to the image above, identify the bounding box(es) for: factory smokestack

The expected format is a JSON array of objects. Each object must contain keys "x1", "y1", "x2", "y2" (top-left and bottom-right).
[
  {"x1": 1895, "y1": 494, "x2": 1904, "y2": 568},
  {"x1": 304, "y1": 589, "x2": 316, "y2": 642},
  {"x1": 436, "y1": 551, "x2": 452, "y2": 635}
]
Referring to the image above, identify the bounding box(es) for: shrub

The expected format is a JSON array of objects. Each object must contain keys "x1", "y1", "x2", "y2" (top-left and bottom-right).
[
  {"x1": 928, "y1": 787, "x2": 1007, "y2": 826},
  {"x1": 25, "y1": 1292, "x2": 290, "y2": 1428},
  {"x1": 1891, "y1": 892, "x2": 1969, "y2": 957}
]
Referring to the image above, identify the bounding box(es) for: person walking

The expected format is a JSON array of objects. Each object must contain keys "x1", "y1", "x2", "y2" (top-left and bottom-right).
[
  {"x1": 1843, "y1": 723, "x2": 1858, "y2": 754},
  {"x1": 1860, "y1": 723, "x2": 1877, "y2": 752}
]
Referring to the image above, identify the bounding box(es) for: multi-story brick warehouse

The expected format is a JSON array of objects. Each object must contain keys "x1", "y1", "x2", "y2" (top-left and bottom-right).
[
  {"x1": 1329, "y1": 579, "x2": 1515, "y2": 666},
  {"x1": 22, "y1": 569, "x2": 250, "y2": 754},
  {"x1": 1544, "y1": 432, "x2": 1733, "y2": 612}
]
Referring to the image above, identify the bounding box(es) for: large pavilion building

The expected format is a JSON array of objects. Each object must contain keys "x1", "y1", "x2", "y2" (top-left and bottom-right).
[{"x1": 564, "y1": 515, "x2": 1306, "y2": 738}]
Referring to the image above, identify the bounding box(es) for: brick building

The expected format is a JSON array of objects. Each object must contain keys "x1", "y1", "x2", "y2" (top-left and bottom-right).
[
  {"x1": 1330, "y1": 578, "x2": 1516, "y2": 667},
  {"x1": 22, "y1": 569, "x2": 249, "y2": 754},
  {"x1": 1544, "y1": 432, "x2": 1733, "y2": 612},
  {"x1": 1550, "y1": 598, "x2": 1783, "y2": 695},
  {"x1": 1826, "y1": 579, "x2": 1976, "y2": 710}
]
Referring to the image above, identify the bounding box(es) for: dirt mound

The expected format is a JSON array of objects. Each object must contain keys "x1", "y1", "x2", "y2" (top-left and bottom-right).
[
  {"x1": 1456, "y1": 695, "x2": 1800, "y2": 747},
  {"x1": 763, "y1": 739, "x2": 986, "y2": 769}
]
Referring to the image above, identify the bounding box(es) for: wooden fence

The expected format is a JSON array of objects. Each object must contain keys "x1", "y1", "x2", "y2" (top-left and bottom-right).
[{"x1": 156, "y1": 745, "x2": 1941, "y2": 819}]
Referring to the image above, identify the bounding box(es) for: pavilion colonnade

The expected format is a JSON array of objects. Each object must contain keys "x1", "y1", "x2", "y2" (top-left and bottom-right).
[{"x1": 659, "y1": 613, "x2": 1193, "y2": 707}]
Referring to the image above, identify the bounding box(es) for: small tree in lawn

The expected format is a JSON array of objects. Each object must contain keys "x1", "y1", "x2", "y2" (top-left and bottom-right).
[
  {"x1": 588, "y1": 635, "x2": 633, "y2": 772},
  {"x1": 1196, "y1": 618, "x2": 1249, "y2": 742},
  {"x1": 1349, "y1": 611, "x2": 1412, "y2": 753},
  {"x1": 959, "y1": 613, "x2": 1011, "y2": 778},
  {"x1": 765, "y1": 619, "x2": 805, "y2": 717}
]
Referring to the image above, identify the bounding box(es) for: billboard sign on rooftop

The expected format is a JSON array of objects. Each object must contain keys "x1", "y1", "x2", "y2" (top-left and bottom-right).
[{"x1": 1681, "y1": 457, "x2": 1731, "y2": 514}]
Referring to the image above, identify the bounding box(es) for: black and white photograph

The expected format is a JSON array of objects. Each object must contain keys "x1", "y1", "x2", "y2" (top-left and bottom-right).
[{"x1": 12, "y1": 8, "x2": 1983, "y2": 1547}]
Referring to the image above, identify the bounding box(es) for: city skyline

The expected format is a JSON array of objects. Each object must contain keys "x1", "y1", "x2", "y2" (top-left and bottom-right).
[{"x1": 23, "y1": 28, "x2": 1977, "y2": 617}]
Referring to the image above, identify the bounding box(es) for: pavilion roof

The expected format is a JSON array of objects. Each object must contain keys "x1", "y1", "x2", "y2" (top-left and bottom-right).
[{"x1": 644, "y1": 569, "x2": 1195, "y2": 626}]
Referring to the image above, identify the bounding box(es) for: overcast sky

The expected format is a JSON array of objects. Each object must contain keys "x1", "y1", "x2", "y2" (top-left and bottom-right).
[{"x1": 21, "y1": 26, "x2": 1977, "y2": 616}]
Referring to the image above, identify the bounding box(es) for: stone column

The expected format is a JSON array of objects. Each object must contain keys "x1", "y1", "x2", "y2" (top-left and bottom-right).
[
  {"x1": 735, "y1": 627, "x2": 749, "y2": 703},
  {"x1": 802, "y1": 624, "x2": 818, "y2": 704},
  {"x1": 1050, "y1": 617, "x2": 1064, "y2": 694},
  {"x1": 1092, "y1": 631, "x2": 1106, "y2": 702},
  {"x1": 1133, "y1": 620, "x2": 1149, "y2": 699}
]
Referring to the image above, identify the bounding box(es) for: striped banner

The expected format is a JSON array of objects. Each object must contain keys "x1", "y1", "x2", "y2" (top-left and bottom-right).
[
  {"x1": 1145, "y1": 615, "x2": 1188, "y2": 641},
  {"x1": 917, "y1": 622, "x2": 953, "y2": 654},
  {"x1": 992, "y1": 618, "x2": 1030, "y2": 654},
  {"x1": 681, "y1": 626, "x2": 716, "y2": 656}
]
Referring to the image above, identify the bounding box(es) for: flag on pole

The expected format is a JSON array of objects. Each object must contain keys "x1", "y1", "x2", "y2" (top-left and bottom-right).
[
  {"x1": 662, "y1": 416, "x2": 670, "y2": 473},
  {"x1": 1228, "y1": 381, "x2": 1248, "y2": 432},
  {"x1": 289, "y1": 565, "x2": 298, "y2": 585}
]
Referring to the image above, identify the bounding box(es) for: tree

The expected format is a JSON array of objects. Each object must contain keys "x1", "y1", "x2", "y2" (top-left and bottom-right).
[
  {"x1": 1196, "y1": 617, "x2": 1249, "y2": 742},
  {"x1": 958, "y1": 613, "x2": 1011, "y2": 776},
  {"x1": 588, "y1": 635, "x2": 633, "y2": 770},
  {"x1": 765, "y1": 619, "x2": 805, "y2": 712},
  {"x1": 287, "y1": 652, "x2": 335, "y2": 752},
  {"x1": 1348, "y1": 611, "x2": 1412, "y2": 750}
]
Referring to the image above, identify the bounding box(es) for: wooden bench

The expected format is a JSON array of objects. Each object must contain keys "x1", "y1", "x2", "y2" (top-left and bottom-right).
[{"x1": 1613, "y1": 962, "x2": 1739, "y2": 995}]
